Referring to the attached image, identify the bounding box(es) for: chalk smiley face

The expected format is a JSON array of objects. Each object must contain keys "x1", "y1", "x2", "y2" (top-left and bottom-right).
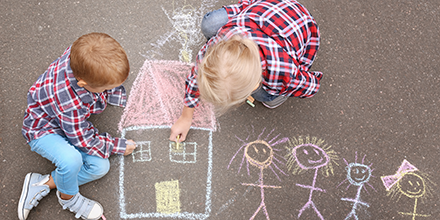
[
  {"x1": 398, "y1": 173, "x2": 426, "y2": 198},
  {"x1": 347, "y1": 163, "x2": 371, "y2": 186},
  {"x1": 245, "y1": 140, "x2": 273, "y2": 168},
  {"x1": 294, "y1": 144, "x2": 329, "y2": 169}
]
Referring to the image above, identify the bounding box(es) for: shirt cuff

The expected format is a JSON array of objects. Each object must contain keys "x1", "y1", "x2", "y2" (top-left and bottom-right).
[{"x1": 112, "y1": 137, "x2": 127, "y2": 155}]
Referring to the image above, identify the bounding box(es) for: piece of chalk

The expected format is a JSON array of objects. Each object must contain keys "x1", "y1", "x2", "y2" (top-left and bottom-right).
[
  {"x1": 246, "y1": 100, "x2": 255, "y2": 107},
  {"x1": 126, "y1": 140, "x2": 137, "y2": 147},
  {"x1": 175, "y1": 135, "x2": 181, "y2": 149}
]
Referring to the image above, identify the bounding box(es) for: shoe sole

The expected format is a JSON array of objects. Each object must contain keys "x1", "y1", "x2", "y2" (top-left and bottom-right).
[
  {"x1": 18, "y1": 173, "x2": 32, "y2": 220},
  {"x1": 262, "y1": 97, "x2": 288, "y2": 109},
  {"x1": 262, "y1": 102, "x2": 283, "y2": 109}
]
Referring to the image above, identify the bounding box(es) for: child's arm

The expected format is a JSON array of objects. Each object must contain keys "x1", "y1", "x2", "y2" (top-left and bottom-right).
[
  {"x1": 170, "y1": 64, "x2": 200, "y2": 142},
  {"x1": 169, "y1": 106, "x2": 194, "y2": 142},
  {"x1": 57, "y1": 109, "x2": 125, "y2": 159}
]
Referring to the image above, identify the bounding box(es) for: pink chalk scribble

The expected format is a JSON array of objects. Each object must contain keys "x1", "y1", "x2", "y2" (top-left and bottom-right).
[
  {"x1": 381, "y1": 159, "x2": 418, "y2": 191},
  {"x1": 118, "y1": 60, "x2": 216, "y2": 131}
]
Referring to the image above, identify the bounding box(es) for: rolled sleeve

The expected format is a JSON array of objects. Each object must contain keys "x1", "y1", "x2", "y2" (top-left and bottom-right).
[
  {"x1": 183, "y1": 66, "x2": 200, "y2": 108},
  {"x1": 106, "y1": 85, "x2": 127, "y2": 107},
  {"x1": 57, "y1": 108, "x2": 124, "y2": 159}
]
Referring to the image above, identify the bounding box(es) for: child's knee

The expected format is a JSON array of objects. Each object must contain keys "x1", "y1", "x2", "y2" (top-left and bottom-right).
[
  {"x1": 201, "y1": 8, "x2": 228, "y2": 40},
  {"x1": 87, "y1": 159, "x2": 110, "y2": 179},
  {"x1": 57, "y1": 152, "x2": 83, "y2": 174}
]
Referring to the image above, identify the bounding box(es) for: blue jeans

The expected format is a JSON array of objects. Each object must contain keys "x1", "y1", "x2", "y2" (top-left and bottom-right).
[
  {"x1": 251, "y1": 84, "x2": 279, "y2": 102},
  {"x1": 201, "y1": 8, "x2": 229, "y2": 40},
  {"x1": 29, "y1": 134, "x2": 110, "y2": 195}
]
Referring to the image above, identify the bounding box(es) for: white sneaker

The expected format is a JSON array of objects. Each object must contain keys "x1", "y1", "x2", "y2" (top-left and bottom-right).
[
  {"x1": 57, "y1": 191, "x2": 103, "y2": 220},
  {"x1": 18, "y1": 173, "x2": 51, "y2": 220}
]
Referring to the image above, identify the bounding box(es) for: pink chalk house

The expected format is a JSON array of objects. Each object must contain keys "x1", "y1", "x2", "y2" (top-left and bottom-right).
[
  {"x1": 117, "y1": 59, "x2": 215, "y2": 220},
  {"x1": 118, "y1": 60, "x2": 216, "y2": 132}
]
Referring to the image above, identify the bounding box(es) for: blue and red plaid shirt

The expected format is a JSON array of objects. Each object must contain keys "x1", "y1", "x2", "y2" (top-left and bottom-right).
[
  {"x1": 184, "y1": 0, "x2": 322, "y2": 108},
  {"x1": 22, "y1": 47, "x2": 127, "y2": 159}
]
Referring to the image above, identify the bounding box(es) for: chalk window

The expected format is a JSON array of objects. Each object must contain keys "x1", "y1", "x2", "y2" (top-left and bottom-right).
[
  {"x1": 132, "y1": 141, "x2": 152, "y2": 162},
  {"x1": 169, "y1": 142, "x2": 197, "y2": 164}
]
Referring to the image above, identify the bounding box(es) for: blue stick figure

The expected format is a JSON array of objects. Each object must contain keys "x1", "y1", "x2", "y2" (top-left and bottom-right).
[{"x1": 337, "y1": 152, "x2": 376, "y2": 220}]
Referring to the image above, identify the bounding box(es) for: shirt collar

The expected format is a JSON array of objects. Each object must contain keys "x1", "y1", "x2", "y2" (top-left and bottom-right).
[{"x1": 66, "y1": 60, "x2": 95, "y2": 104}]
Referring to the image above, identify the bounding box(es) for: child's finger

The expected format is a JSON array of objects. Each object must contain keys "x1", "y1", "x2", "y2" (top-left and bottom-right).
[
  {"x1": 169, "y1": 131, "x2": 180, "y2": 141},
  {"x1": 179, "y1": 133, "x2": 187, "y2": 142}
]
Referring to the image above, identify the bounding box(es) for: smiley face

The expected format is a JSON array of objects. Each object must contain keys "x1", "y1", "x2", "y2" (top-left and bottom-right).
[
  {"x1": 398, "y1": 173, "x2": 425, "y2": 198},
  {"x1": 347, "y1": 163, "x2": 371, "y2": 186},
  {"x1": 293, "y1": 144, "x2": 329, "y2": 169},
  {"x1": 245, "y1": 140, "x2": 273, "y2": 168}
]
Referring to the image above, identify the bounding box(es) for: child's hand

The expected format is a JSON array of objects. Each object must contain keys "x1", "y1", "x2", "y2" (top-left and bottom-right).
[
  {"x1": 169, "y1": 117, "x2": 191, "y2": 142},
  {"x1": 124, "y1": 139, "x2": 136, "y2": 156},
  {"x1": 169, "y1": 106, "x2": 194, "y2": 142}
]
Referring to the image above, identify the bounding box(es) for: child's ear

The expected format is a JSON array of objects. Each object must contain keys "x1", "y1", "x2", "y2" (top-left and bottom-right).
[{"x1": 77, "y1": 79, "x2": 88, "y2": 88}]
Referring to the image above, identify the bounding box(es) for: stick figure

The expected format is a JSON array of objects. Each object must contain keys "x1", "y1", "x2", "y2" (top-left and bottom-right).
[
  {"x1": 381, "y1": 160, "x2": 435, "y2": 220},
  {"x1": 337, "y1": 152, "x2": 376, "y2": 220},
  {"x1": 229, "y1": 127, "x2": 288, "y2": 220},
  {"x1": 147, "y1": 0, "x2": 205, "y2": 63},
  {"x1": 285, "y1": 136, "x2": 339, "y2": 220}
]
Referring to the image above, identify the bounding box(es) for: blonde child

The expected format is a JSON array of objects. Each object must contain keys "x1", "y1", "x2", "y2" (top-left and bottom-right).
[{"x1": 170, "y1": 0, "x2": 323, "y2": 142}]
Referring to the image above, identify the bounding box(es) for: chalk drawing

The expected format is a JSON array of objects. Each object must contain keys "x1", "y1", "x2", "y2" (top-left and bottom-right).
[
  {"x1": 118, "y1": 60, "x2": 216, "y2": 131},
  {"x1": 117, "y1": 0, "x2": 222, "y2": 217},
  {"x1": 118, "y1": 61, "x2": 216, "y2": 219},
  {"x1": 169, "y1": 141, "x2": 197, "y2": 164},
  {"x1": 228, "y1": 126, "x2": 288, "y2": 220},
  {"x1": 155, "y1": 180, "x2": 181, "y2": 214},
  {"x1": 337, "y1": 152, "x2": 376, "y2": 220},
  {"x1": 164, "y1": 2, "x2": 197, "y2": 63},
  {"x1": 120, "y1": 126, "x2": 213, "y2": 219},
  {"x1": 143, "y1": 0, "x2": 218, "y2": 63},
  {"x1": 214, "y1": 181, "x2": 257, "y2": 217},
  {"x1": 132, "y1": 141, "x2": 152, "y2": 162},
  {"x1": 285, "y1": 136, "x2": 339, "y2": 220},
  {"x1": 381, "y1": 160, "x2": 436, "y2": 220}
]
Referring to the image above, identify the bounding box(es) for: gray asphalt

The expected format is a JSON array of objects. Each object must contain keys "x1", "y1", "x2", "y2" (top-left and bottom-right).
[{"x1": 1, "y1": 0, "x2": 439, "y2": 219}]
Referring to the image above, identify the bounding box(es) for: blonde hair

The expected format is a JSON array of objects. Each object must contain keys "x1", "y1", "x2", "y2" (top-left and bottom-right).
[
  {"x1": 70, "y1": 32, "x2": 129, "y2": 87},
  {"x1": 198, "y1": 35, "x2": 261, "y2": 113}
]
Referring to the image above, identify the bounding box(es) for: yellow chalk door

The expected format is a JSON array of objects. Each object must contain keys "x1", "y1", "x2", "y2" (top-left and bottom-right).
[{"x1": 155, "y1": 180, "x2": 181, "y2": 214}]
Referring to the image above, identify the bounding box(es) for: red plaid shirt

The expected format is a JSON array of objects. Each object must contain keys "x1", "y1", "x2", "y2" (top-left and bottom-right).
[
  {"x1": 22, "y1": 47, "x2": 127, "y2": 159},
  {"x1": 184, "y1": 0, "x2": 322, "y2": 108}
]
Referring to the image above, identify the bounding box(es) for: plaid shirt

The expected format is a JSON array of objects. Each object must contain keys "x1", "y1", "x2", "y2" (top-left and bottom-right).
[
  {"x1": 184, "y1": 0, "x2": 322, "y2": 108},
  {"x1": 22, "y1": 47, "x2": 127, "y2": 159}
]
